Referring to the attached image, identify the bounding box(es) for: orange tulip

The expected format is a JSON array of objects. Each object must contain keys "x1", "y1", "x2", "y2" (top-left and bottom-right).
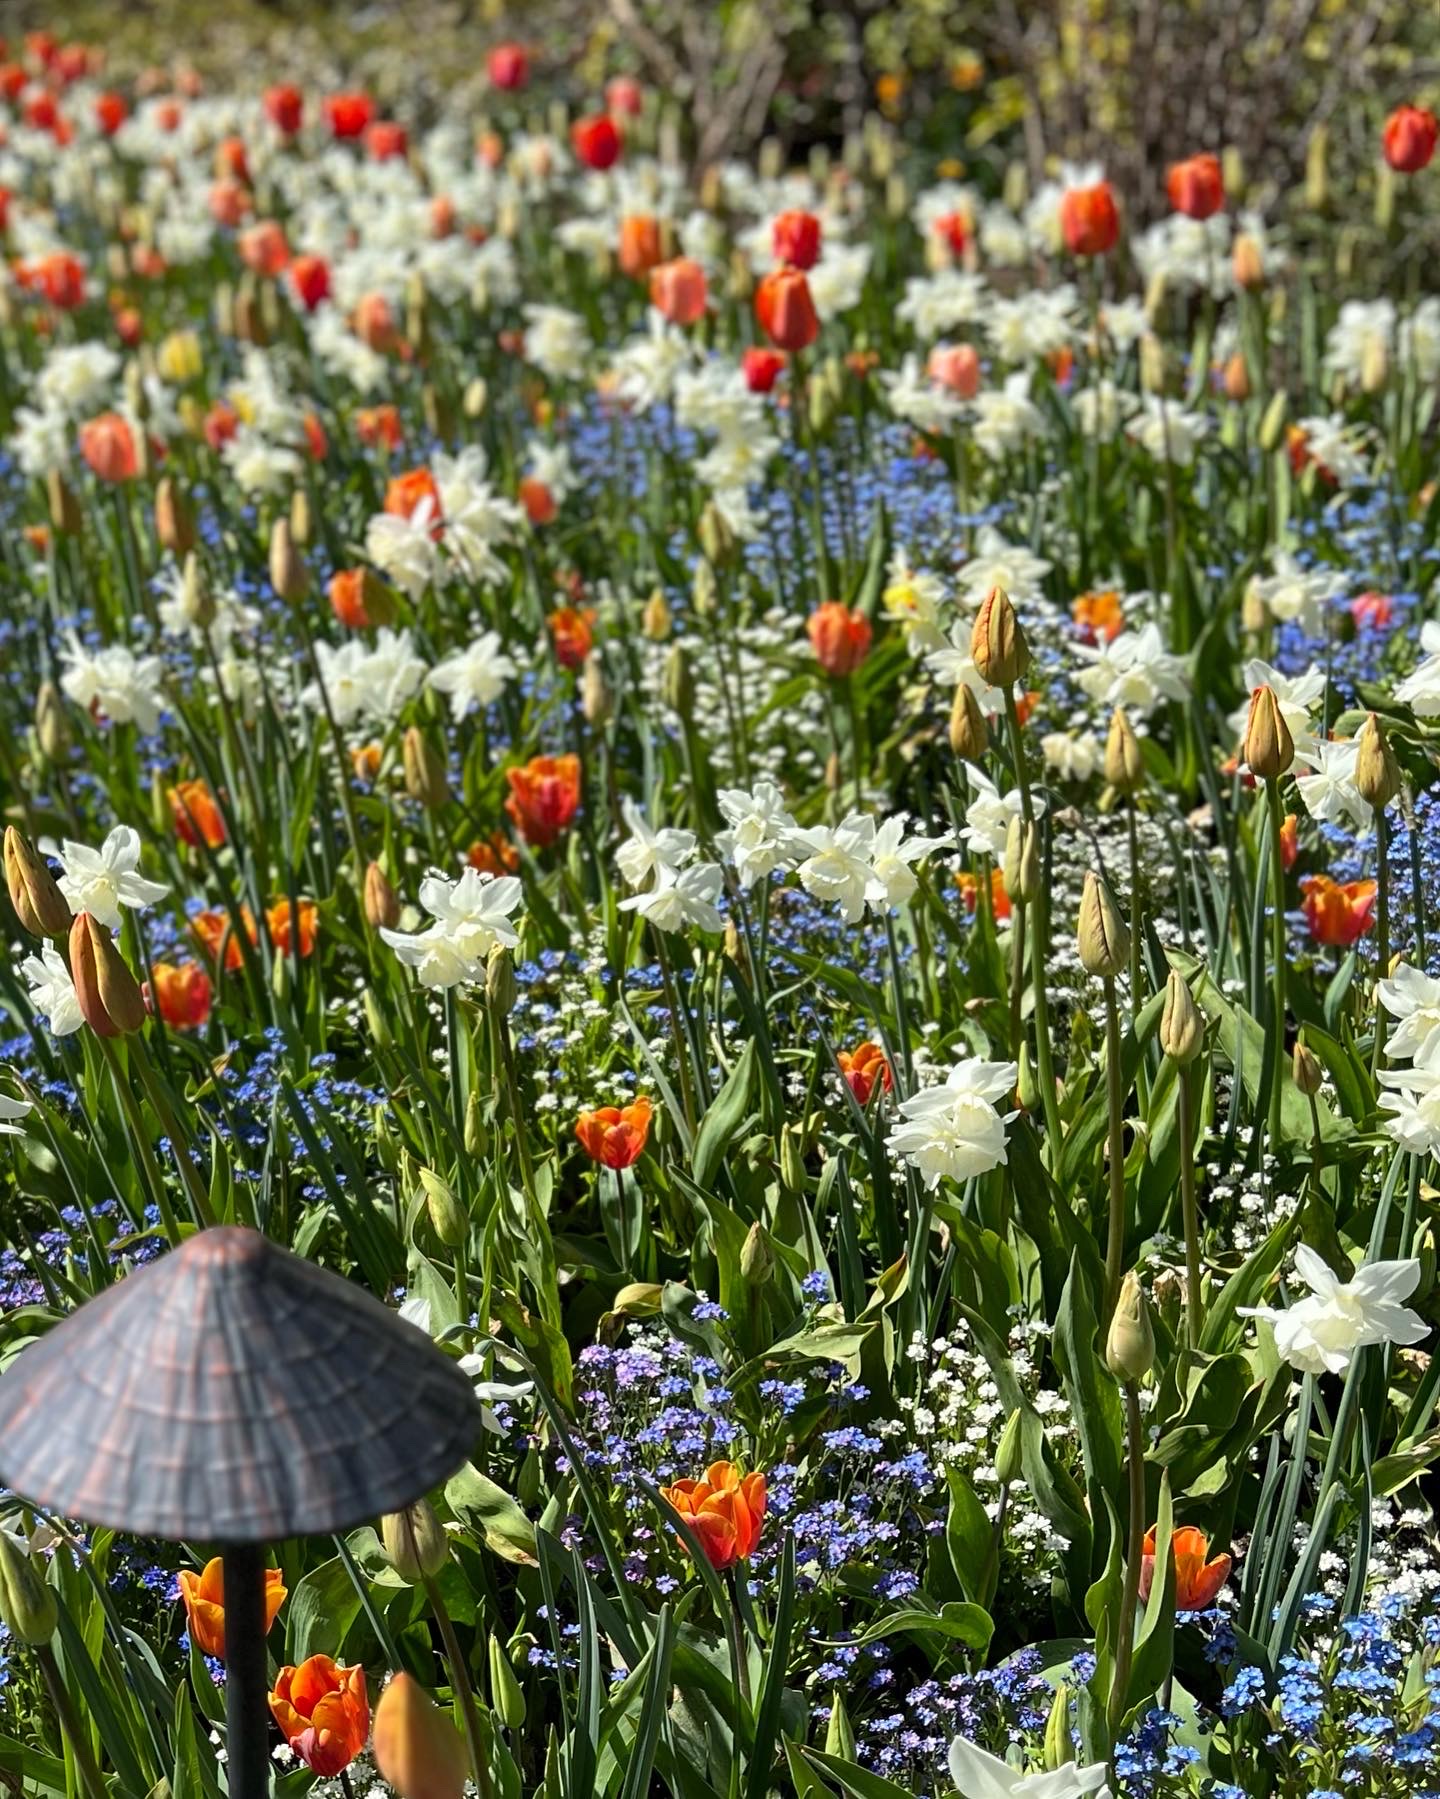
[
  {"x1": 270, "y1": 1656, "x2": 369, "y2": 1777},
  {"x1": 504, "y1": 753, "x2": 582, "y2": 847},
  {"x1": 1384, "y1": 103, "x2": 1438, "y2": 174},
  {"x1": 1166, "y1": 153, "x2": 1224, "y2": 220},
  {"x1": 772, "y1": 209, "x2": 822, "y2": 271},
  {"x1": 927, "y1": 342, "x2": 980, "y2": 398},
  {"x1": 755, "y1": 266, "x2": 819, "y2": 352},
  {"x1": 385, "y1": 466, "x2": 441, "y2": 527},
  {"x1": 168, "y1": 779, "x2": 226, "y2": 849},
  {"x1": 266, "y1": 898, "x2": 319, "y2": 958},
  {"x1": 575, "y1": 1096, "x2": 652, "y2": 1168},
  {"x1": 238, "y1": 219, "x2": 290, "y2": 278},
  {"x1": 1301, "y1": 875, "x2": 1377, "y2": 946},
  {"x1": 807, "y1": 601, "x2": 872, "y2": 677},
  {"x1": 329, "y1": 568, "x2": 394, "y2": 630},
  {"x1": 1138, "y1": 1525, "x2": 1231, "y2": 1611},
  {"x1": 548, "y1": 604, "x2": 596, "y2": 669},
  {"x1": 957, "y1": 866, "x2": 1011, "y2": 923},
  {"x1": 618, "y1": 213, "x2": 663, "y2": 277},
  {"x1": 649, "y1": 257, "x2": 708, "y2": 326},
  {"x1": 193, "y1": 905, "x2": 258, "y2": 972},
  {"x1": 372, "y1": 1673, "x2": 468, "y2": 1799},
  {"x1": 178, "y1": 1556, "x2": 286, "y2": 1660},
  {"x1": 356, "y1": 403, "x2": 403, "y2": 449},
  {"x1": 79, "y1": 412, "x2": 138, "y2": 483},
  {"x1": 21, "y1": 251, "x2": 87, "y2": 310},
  {"x1": 148, "y1": 960, "x2": 212, "y2": 1030},
  {"x1": 837, "y1": 1042, "x2": 892, "y2": 1106},
  {"x1": 659, "y1": 1462, "x2": 767, "y2": 1571},
  {"x1": 518, "y1": 477, "x2": 557, "y2": 525},
  {"x1": 467, "y1": 832, "x2": 520, "y2": 876},
  {"x1": 1059, "y1": 181, "x2": 1119, "y2": 256},
  {"x1": 1071, "y1": 588, "x2": 1125, "y2": 646},
  {"x1": 1279, "y1": 813, "x2": 1299, "y2": 872}
]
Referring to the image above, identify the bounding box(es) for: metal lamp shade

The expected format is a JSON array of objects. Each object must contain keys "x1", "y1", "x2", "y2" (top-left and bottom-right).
[{"x1": 0, "y1": 1226, "x2": 482, "y2": 1542}]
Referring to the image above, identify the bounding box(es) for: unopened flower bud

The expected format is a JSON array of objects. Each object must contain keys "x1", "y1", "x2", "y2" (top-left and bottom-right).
[
  {"x1": 5, "y1": 828, "x2": 71, "y2": 937},
  {"x1": 34, "y1": 682, "x2": 69, "y2": 762},
  {"x1": 825, "y1": 1690, "x2": 856, "y2": 1760},
  {"x1": 1105, "y1": 1269, "x2": 1155, "y2": 1384},
  {"x1": 364, "y1": 860, "x2": 401, "y2": 930},
  {"x1": 1104, "y1": 706, "x2": 1144, "y2": 794},
  {"x1": 268, "y1": 516, "x2": 309, "y2": 603},
  {"x1": 46, "y1": 469, "x2": 81, "y2": 536},
  {"x1": 1043, "y1": 1683, "x2": 1074, "y2": 1771},
  {"x1": 1360, "y1": 333, "x2": 1388, "y2": 395},
  {"x1": 0, "y1": 1531, "x2": 57, "y2": 1645},
  {"x1": 780, "y1": 1123, "x2": 806, "y2": 1193},
  {"x1": 1242, "y1": 685, "x2": 1293, "y2": 780},
  {"x1": 995, "y1": 1409, "x2": 1023, "y2": 1487},
  {"x1": 1305, "y1": 124, "x2": 1328, "y2": 210},
  {"x1": 740, "y1": 1221, "x2": 774, "y2": 1286},
  {"x1": 1222, "y1": 352, "x2": 1250, "y2": 402},
  {"x1": 969, "y1": 586, "x2": 1029, "y2": 687},
  {"x1": 691, "y1": 557, "x2": 717, "y2": 617},
  {"x1": 1139, "y1": 333, "x2": 1172, "y2": 396},
  {"x1": 289, "y1": 486, "x2": 314, "y2": 548},
  {"x1": 488, "y1": 1632, "x2": 526, "y2": 1728},
  {"x1": 373, "y1": 1673, "x2": 469, "y2": 1799},
  {"x1": 698, "y1": 501, "x2": 734, "y2": 565},
  {"x1": 1258, "y1": 390, "x2": 1289, "y2": 453},
  {"x1": 180, "y1": 551, "x2": 216, "y2": 627},
  {"x1": 1159, "y1": 970, "x2": 1203, "y2": 1065},
  {"x1": 155, "y1": 475, "x2": 196, "y2": 556},
  {"x1": 662, "y1": 643, "x2": 693, "y2": 713},
  {"x1": 1232, "y1": 232, "x2": 1264, "y2": 291},
  {"x1": 464, "y1": 1090, "x2": 489, "y2": 1157},
  {"x1": 463, "y1": 377, "x2": 488, "y2": 419},
  {"x1": 949, "y1": 683, "x2": 989, "y2": 760},
  {"x1": 419, "y1": 1167, "x2": 467, "y2": 1247},
  {"x1": 1002, "y1": 816, "x2": 1040, "y2": 904},
  {"x1": 70, "y1": 911, "x2": 147, "y2": 1036},
  {"x1": 642, "y1": 589, "x2": 673, "y2": 640},
  {"x1": 1292, "y1": 1039, "x2": 1323, "y2": 1096},
  {"x1": 486, "y1": 945, "x2": 517, "y2": 1012},
  {"x1": 1077, "y1": 872, "x2": 1130, "y2": 978},
  {"x1": 381, "y1": 1500, "x2": 450, "y2": 1583},
  {"x1": 581, "y1": 655, "x2": 611, "y2": 726},
  {"x1": 363, "y1": 986, "x2": 392, "y2": 1048},
  {"x1": 1354, "y1": 713, "x2": 1402, "y2": 811},
  {"x1": 402, "y1": 726, "x2": 450, "y2": 812}
]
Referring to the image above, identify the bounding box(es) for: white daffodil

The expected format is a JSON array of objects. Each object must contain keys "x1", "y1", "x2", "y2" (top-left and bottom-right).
[
  {"x1": 865, "y1": 817, "x2": 953, "y2": 912},
  {"x1": 381, "y1": 870, "x2": 523, "y2": 988},
  {"x1": 59, "y1": 633, "x2": 166, "y2": 733},
  {"x1": 428, "y1": 630, "x2": 518, "y2": 721},
  {"x1": 0, "y1": 1084, "x2": 33, "y2": 1137},
  {"x1": 886, "y1": 1058, "x2": 1020, "y2": 1190},
  {"x1": 1072, "y1": 623, "x2": 1190, "y2": 720},
  {"x1": 948, "y1": 1734, "x2": 1111, "y2": 1799},
  {"x1": 792, "y1": 814, "x2": 877, "y2": 923},
  {"x1": 1239, "y1": 1244, "x2": 1427, "y2": 1376},
  {"x1": 959, "y1": 766, "x2": 1042, "y2": 860},
  {"x1": 1378, "y1": 963, "x2": 1440, "y2": 1069},
  {"x1": 22, "y1": 946, "x2": 84, "y2": 1035},
  {"x1": 619, "y1": 862, "x2": 725, "y2": 934},
  {"x1": 715, "y1": 781, "x2": 798, "y2": 889},
  {"x1": 616, "y1": 799, "x2": 697, "y2": 891},
  {"x1": 1293, "y1": 740, "x2": 1371, "y2": 833},
  {"x1": 55, "y1": 826, "x2": 169, "y2": 930}
]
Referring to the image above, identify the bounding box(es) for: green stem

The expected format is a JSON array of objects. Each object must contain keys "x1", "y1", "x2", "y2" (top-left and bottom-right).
[
  {"x1": 1372, "y1": 807, "x2": 1390, "y2": 1079},
  {"x1": 96, "y1": 1036, "x2": 183, "y2": 1246},
  {"x1": 421, "y1": 1569, "x2": 494, "y2": 1799},
  {"x1": 1102, "y1": 977, "x2": 1127, "y2": 1324},
  {"x1": 1108, "y1": 1383, "x2": 1146, "y2": 1743},
  {"x1": 36, "y1": 1641, "x2": 108, "y2": 1799},
  {"x1": 1178, "y1": 1066, "x2": 1202, "y2": 1351},
  {"x1": 1003, "y1": 692, "x2": 1063, "y2": 1159},
  {"x1": 1266, "y1": 778, "x2": 1288, "y2": 1149}
]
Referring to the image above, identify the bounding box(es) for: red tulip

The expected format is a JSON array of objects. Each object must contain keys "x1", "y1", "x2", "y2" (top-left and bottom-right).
[
  {"x1": 288, "y1": 253, "x2": 330, "y2": 312},
  {"x1": 649, "y1": 257, "x2": 707, "y2": 325},
  {"x1": 742, "y1": 346, "x2": 787, "y2": 392},
  {"x1": 755, "y1": 266, "x2": 818, "y2": 351},
  {"x1": 772, "y1": 208, "x2": 822, "y2": 271},
  {"x1": 1384, "y1": 103, "x2": 1438, "y2": 174},
  {"x1": 323, "y1": 91, "x2": 373, "y2": 140},
  {"x1": 487, "y1": 43, "x2": 529, "y2": 91},
  {"x1": 1166, "y1": 153, "x2": 1224, "y2": 220},
  {"x1": 1059, "y1": 181, "x2": 1120, "y2": 256},
  {"x1": 571, "y1": 113, "x2": 621, "y2": 171},
  {"x1": 264, "y1": 83, "x2": 303, "y2": 135}
]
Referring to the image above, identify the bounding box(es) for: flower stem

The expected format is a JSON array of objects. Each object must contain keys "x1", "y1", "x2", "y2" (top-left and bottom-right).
[
  {"x1": 1372, "y1": 806, "x2": 1390, "y2": 1079},
  {"x1": 36, "y1": 1641, "x2": 108, "y2": 1799},
  {"x1": 1102, "y1": 976, "x2": 1127, "y2": 1324},
  {"x1": 421, "y1": 1568, "x2": 494, "y2": 1799},
  {"x1": 1265, "y1": 777, "x2": 1288, "y2": 1149},
  {"x1": 1177, "y1": 1066, "x2": 1203, "y2": 1351},
  {"x1": 1107, "y1": 1382, "x2": 1146, "y2": 1743},
  {"x1": 1003, "y1": 691, "x2": 1063, "y2": 1160}
]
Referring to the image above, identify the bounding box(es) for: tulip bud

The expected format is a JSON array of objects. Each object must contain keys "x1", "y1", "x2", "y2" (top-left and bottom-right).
[
  {"x1": 1104, "y1": 707, "x2": 1144, "y2": 794},
  {"x1": 34, "y1": 682, "x2": 69, "y2": 763},
  {"x1": 1016, "y1": 1041, "x2": 1039, "y2": 1114},
  {"x1": 373, "y1": 1673, "x2": 469, "y2": 1799},
  {"x1": 155, "y1": 475, "x2": 196, "y2": 556},
  {"x1": 70, "y1": 912, "x2": 147, "y2": 1036},
  {"x1": 268, "y1": 516, "x2": 309, "y2": 603},
  {"x1": 1242, "y1": 685, "x2": 1293, "y2": 780},
  {"x1": 1305, "y1": 123, "x2": 1328, "y2": 210},
  {"x1": 46, "y1": 469, "x2": 81, "y2": 536},
  {"x1": 422, "y1": 384, "x2": 454, "y2": 443},
  {"x1": 1258, "y1": 389, "x2": 1289, "y2": 453},
  {"x1": 364, "y1": 860, "x2": 401, "y2": 930},
  {"x1": 1002, "y1": 817, "x2": 1040, "y2": 904},
  {"x1": 642, "y1": 589, "x2": 673, "y2": 641},
  {"x1": 662, "y1": 643, "x2": 693, "y2": 714},
  {"x1": 691, "y1": 557, "x2": 717, "y2": 617},
  {"x1": 489, "y1": 1632, "x2": 526, "y2": 1728},
  {"x1": 1159, "y1": 971, "x2": 1203, "y2": 1065},
  {"x1": 464, "y1": 1089, "x2": 489, "y2": 1157},
  {"x1": 1360, "y1": 333, "x2": 1388, "y2": 395},
  {"x1": 486, "y1": 945, "x2": 517, "y2": 1013},
  {"x1": 969, "y1": 586, "x2": 1029, "y2": 687},
  {"x1": 363, "y1": 986, "x2": 392, "y2": 1049},
  {"x1": 1105, "y1": 1269, "x2": 1155, "y2": 1384},
  {"x1": 402, "y1": 726, "x2": 450, "y2": 812},
  {"x1": 289, "y1": 486, "x2": 314, "y2": 548},
  {"x1": 419, "y1": 1166, "x2": 467, "y2": 1247},
  {"x1": 825, "y1": 1690, "x2": 856, "y2": 1760},
  {"x1": 780, "y1": 1123, "x2": 806, "y2": 1193},
  {"x1": 0, "y1": 1531, "x2": 57, "y2": 1645},
  {"x1": 1354, "y1": 713, "x2": 1402, "y2": 811},
  {"x1": 5, "y1": 829, "x2": 71, "y2": 937},
  {"x1": 1222, "y1": 352, "x2": 1250, "y2": 402},
  {"x1": 740, "y1": 1221, "x2": 774, "y2": 1286},
  {"x1": 1139, "y1": 333, "x2": 1173, "y2": 396},
  {"x1": 381, "y1": 1500, "x2": 450, "y2": 1582},
  {"x1": 698, "y1": 501, "x2": 734, "y2": 566},
  {"x1": 1232, "y1": 233, "x2": 1264, "y2": 291},
  {"x1": 178, "y1": 550, "x2": 216, "y2": 628},
  {"x1": 723, "y1": 918, "x2": 743, "y2": 965},
  {"x1": 1043, "y1": 1683, "x2": 1074, "y2": 1771},
  {"x1": 463, "y1": 377, "x2": 488, "y2": 419},
  {"x1": 1077, "y1": 872, "x2": 1130, "y2": 979},
  {"x1": 808, "y1": 376, "x2": 837, "y2": 434},
  {"x1": 949, "y1": 682, "x2": 989, "y2": 760},
  {"x1": 580, "y1": 655, "x2": 612, "y2": 727},
  {"x1": 995, "y1": 1409, "x2": 1023, "y2": 1487},
  {"x1": 1292, "y1": 1039, "x2": 1323, "y2": 1096}
]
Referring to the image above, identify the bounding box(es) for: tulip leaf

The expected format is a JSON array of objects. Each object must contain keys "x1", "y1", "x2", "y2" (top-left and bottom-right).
[
  {"x1": 851, "y1": 1600, "x2": 993, "y2": 1653},
  {"x1": 800, "y1": 1748, "x2": 915, "y2": 1799},
  {"x1": 1052, "y1": 1250, "x2": 1125, "y2": 1561},
  {"x1": 1125, "y1": 1472, "x2": 1176, "y2": 1717},
  {"x1": 446, "y1": 1464, "x2": 539, "y2": 1566},
  {"x1": 285, "y1": 1552, "x2": 364, "y2": 1663},
  {"x1": 944, "y1": 1465, "x2": 993, "y2": 1606},
  {"x1": 691, "y1": 1038, "x2": 757, "y2": 1188}
]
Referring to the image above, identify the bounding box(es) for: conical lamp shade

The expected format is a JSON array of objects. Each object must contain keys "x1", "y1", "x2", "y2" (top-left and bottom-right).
[{"x1": 0, "y1": 1227, "x2": 481, "y2": 1541}]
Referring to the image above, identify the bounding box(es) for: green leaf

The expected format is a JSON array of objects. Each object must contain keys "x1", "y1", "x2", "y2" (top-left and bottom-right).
[
  {"x1": 691, "y1": 1039, "x2": 757, "y2": 1188},
  {"x1": 944, "y1": 1466, "x2": 993, "y2": 1606},
  {"x1": 1052, "y1": 1252, "x2": 1124, "y2": 1560},
  {"x1": 851, "y1": 1601, "x2": 993, "y2": 1653},
  {"x1": 748, "y1": 1531, "x2": 797, "y2": 1799},
  {"x1": 285, "y1": 1553, "x2": 363, "y2": 1663},
  {"x1": 1126, "y1": 1472, "x2": 1176, "y2": 1715},
  {"x1": 446, "y1": 1463, "x2": 539, "y2": 1565},
  {"x1": 800, "y1": 1747, "x2": 915, "y2": 1799}
]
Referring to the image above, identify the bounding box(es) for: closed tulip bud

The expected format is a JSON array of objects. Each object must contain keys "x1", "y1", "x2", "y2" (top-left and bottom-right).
[
  {"x1": 382, "y1": 1500, "x2": 450, "y2": 1582},
  {"x1": 1292, "y1": 1039, "x2": 1323, "y2": 1096},
  {"x1": 1160, "y1": 970, "x2": 1204, "y2": 1065},
  {"x1": 363, "y1": 986, "x2": 392, "y2": 1048},
  {"x1": 70, "y1": 912, "x2": 147, "y2": 1036},
  {"x1": 949, "y1": 682, "x2": 989, "y2": 760},
  {"x1": 723, "y1": 917, "x2": 743, "y2": 964},
  {"x1": 698, "y1": 501, "x2": 734, "y2": 565},
  {"x1": 422, "y1": 384, "x2": 454, "y2": 442},
  {"x1": 464, "y1": 1089, "x2": 489, "y2": 1157},
  {"x1": 1258, "y1": 389, "x2": 1289, "y2": 453},
  {"x1": 486, "y1": 945, "x2": 517, "y2": 1013},
  {"x1": 214, "y1": 281, "x2": 235, "y2": 337},
  {"x1": 124, "y1": 359, "x2": 148, "y2": 423},
  {"x1": 1241, "y1": 580, "x2": 1269, "y2": 635},
  {"x1": 1355, "y1": 713, "x2": 1402, "y2": 810},
  {"x1": 1305, "y1": 124, "x2": 1328, "y2": 210},
  {"x1": 234, "y1": 285, "x2": 267, "y2": 346},
  {"x1": 1139, "y1": 332, "x2": 1172, "y2": 396},
  {"x1": 808, "y1": 377, "x2": 837, "y2": 434},
  {"x1": 1017, "y1": 1041, "x2": 1039, "y2": 1113},
  {"x1": 825, "y1": 1690, "x2": 856, "y2": 1760},
  {"x1": 373, "y1": 1673, "x2": 469, "y2": 1799},
  {"x1": 34, "y1": 682, "x2": 69, "y2": 763},
  {"x1": 289, "y1": 486, "x2": 314, "y2": 548},
  {"x1": 155, "y1": 475, "x2": 196, "y2": 556},
  {"x1": 642, "y1": 588, "x2": 672, "y2": 640},
  {"x1": 1002, "y1": 817, "x2": 1040, "y2": 904},
  {"x1": 581, "y1": 655, "x2": 611, "y2": 727},
  {"x1": 1077, "y1": 872, "x2": 1130, "y2": 978},
  {"x1": 662, "y1": 643, "x2": 693, "y2": 713},
  {"x1": 1242, "y1": 685, "x2": 1293, "y2": 780},
  {"x1": 970, "y1": 586, "x2": 1029, "y2": 686},
  {"x1": 1223, "y1": 352, "x2": 1250, "y2": 402},
  {"x1": 780, "y1": 1122, "x2": 806, "y2": 1193},
  {"x1": 1360, "y1": 333, "x2": 1388, "y2": 395},
  {"x1": 463, "y1": 377, "x2": 488, "y2": 418},
  {"x1": 5, "y1": 829, "x2": 71, "y2": 938},
  {"x1": 420, "y1": 1167, "x2": 467, "y2": 1247},
  {"x1": 178, "y1": 551, "x2": 216, "y2": 627},
  {"x1": 1232, "y1": 232, "x2": 1264, "y2": 290},
  {"x1": 1043, "y1": 1683, "x2": 1074, "y2": 1771},
  {"x1": 0, "y1": 1531, "x2": 57, "y2": 1645},
  {"x1": 995, "y1": 1408, "x2": 1023, "y2": 1487},
  {"x1": 489, "y1": 1633, "x2": 526, "y2": 1728},
  {"x1": 1105, "y1": 1269, "x2": 1155, "y2": 1384},
  {"x1": 406, "y1": 279, "x2": 430, "y2": 356},
  {"x1": 364, "y1": 860, "x2": 400, "y2": 930},
  {"x1": 46, "y1": 468, "x2": 81, "y2": 535},
  {"x1": 1104, "y1": 706, "x2": 1145, "y2": 793},
  {"x1": 402, "y1": 726, "x2": 450, "y2": 812},
  {"x1": 268, "y1": 517, "x2": 309, "y2": 603},
  {"x1": 692, "y1": 557, "x2": 717, "y2": 617},
  {"x1": 740, "y1": 1221, "x2": 774, "y2": 1286}
]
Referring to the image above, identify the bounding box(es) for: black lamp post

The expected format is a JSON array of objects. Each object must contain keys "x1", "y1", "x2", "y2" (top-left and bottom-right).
[{"x1": 0, "y1": 1227, "x2": 482, "y2": 1797}]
